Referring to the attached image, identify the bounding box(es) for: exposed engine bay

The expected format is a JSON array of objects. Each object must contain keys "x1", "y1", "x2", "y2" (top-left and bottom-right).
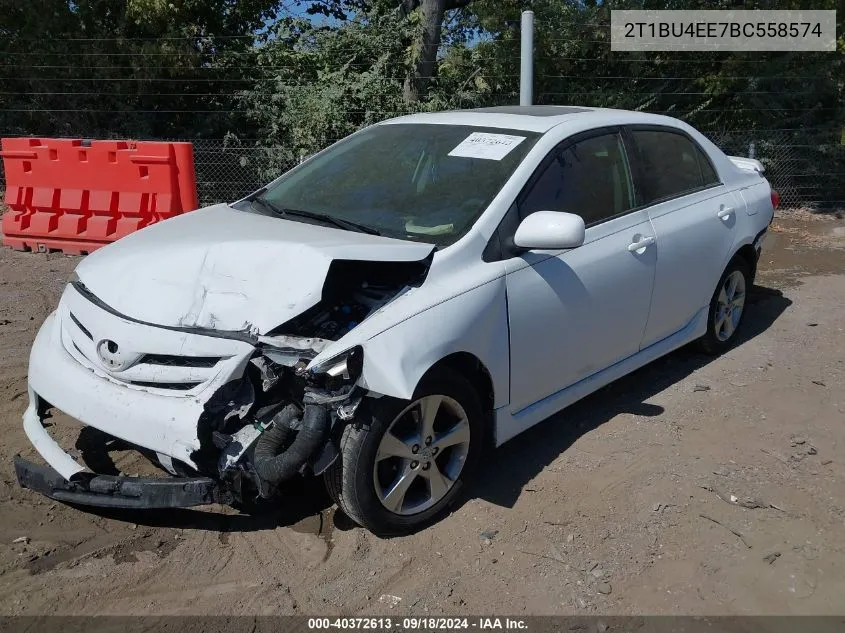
[
  {"x1": 270, "y1": 258, "x2": 430, "y2": 340},
  {"x1": 14, "y1": 202, "x2": 442, "y2": 513},
  {"x1": 193, "y1": 256, "x2": 432, "y2": 502}
]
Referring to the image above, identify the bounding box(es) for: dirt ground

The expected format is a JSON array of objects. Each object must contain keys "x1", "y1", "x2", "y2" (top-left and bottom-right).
[{"x1": 1, "y1": 209, "x2": 844, "y2": 616}]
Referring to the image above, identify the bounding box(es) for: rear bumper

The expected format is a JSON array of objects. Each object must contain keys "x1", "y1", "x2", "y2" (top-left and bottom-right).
[
  {"x1": 14, "y1": 456, "x2": 228, "y2": 509},
  {"x1": 753, "y1": 227, "x2": 768, "y2": 265}
]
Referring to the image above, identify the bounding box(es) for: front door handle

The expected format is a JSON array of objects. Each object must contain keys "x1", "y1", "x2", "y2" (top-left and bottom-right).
[
  {"x1": 717, "y1": 206, "x2": 735, "y2": 220},
  {"x1": 628, "y1": 236, "x2": 655, "y2": 252}
]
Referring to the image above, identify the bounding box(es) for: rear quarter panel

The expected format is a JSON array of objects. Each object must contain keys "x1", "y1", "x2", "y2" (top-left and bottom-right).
[{"x1": 727, "y1": 176, "x2": 775, "y2": 260}]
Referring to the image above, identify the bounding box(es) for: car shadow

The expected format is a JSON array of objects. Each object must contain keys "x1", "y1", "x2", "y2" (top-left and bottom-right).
[
  {"x1": 463, "y1": 284, "x2": 792, "y2": 510},
  {"x1": 75, "y1": 284, "x2": 790, "y2": 535}
]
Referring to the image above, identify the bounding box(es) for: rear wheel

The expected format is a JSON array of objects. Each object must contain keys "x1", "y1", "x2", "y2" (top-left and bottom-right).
[
  {"x1": 324, "y1": 368, "x2": 482, "y2": 535},
  {"x1": 697, "y1": 259, "x2": 750, "y2": 355}
]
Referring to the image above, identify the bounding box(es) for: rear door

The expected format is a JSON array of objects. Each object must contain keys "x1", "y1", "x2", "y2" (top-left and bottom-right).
[{"x1": 627, "y1": 126, "x2": 740, "y2": 348}]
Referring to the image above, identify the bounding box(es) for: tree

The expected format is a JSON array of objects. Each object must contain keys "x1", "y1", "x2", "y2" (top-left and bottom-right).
[
  {"x1": 297, "y1": 0, "x2": 477, "y2": 103},
  {"x1": 0, "y1": 0, "x2": 284, "y2": 138},
  {"x1": 399, "y1": 0, "x2": 474, "y2": 103},
  {"x1": 240, "y1": 9, "x2": 415, "y2": 168}
]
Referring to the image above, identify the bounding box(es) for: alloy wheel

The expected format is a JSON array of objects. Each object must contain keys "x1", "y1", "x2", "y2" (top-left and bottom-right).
[
  {"x1": 372, "y1": 395, "x2": 471, "y2": 515},
  {"x1": 715, "y1": 269, "x2": 746, "y2": 342}
]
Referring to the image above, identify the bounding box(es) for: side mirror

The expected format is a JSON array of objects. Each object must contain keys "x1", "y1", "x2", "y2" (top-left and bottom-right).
[{"x1": 513, "y1": 211, "x2": 585, "y2": 251}]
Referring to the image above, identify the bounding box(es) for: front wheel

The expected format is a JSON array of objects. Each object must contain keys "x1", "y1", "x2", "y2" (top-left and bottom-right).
[
  {"x1": 324, "y1": 368, "x2": 483, "y2": 535},
  {"x1": 697, "y1": 258, "x2": 751, "y2": 355}
]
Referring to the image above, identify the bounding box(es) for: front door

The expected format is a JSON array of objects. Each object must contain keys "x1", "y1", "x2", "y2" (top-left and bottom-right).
[{"x1": 504, "y1": 130, "x2": 657, "y2": 413}]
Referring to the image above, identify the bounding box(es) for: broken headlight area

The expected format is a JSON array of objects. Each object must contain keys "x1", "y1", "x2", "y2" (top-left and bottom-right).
[
  {"x1": 192, "y1": 257, "x2": 430, "y2": 503},
  {"x1": 193, "y1": 343, "x2": 366, "y2": 503},
  {"x1": 308, "y1": 346, "x2": 364, "y2": 391}
]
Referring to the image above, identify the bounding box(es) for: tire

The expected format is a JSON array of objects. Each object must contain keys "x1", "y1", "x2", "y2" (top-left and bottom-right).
[
  {"x1": 697, "y1": 258, "x2": 751, "y2": 355},
  {"x1": 324, "y1": 367, "x2": 483, "y2": 536}
]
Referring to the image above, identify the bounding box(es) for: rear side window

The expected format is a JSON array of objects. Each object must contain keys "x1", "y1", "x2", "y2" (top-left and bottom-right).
[
  {"x1": 630, "y1": 129, "x2": 720, "y2": 204},
  {"x1": 519, "y1": 132, "x2": 635, "y2": 226},
  {"x1": 698, "y1": 147, "x2": 719, "y2": 183}
]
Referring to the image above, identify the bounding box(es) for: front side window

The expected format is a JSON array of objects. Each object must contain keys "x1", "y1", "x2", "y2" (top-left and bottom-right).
[
  {"x1": 250, "y1": 124, "x2": 540, "y2": 247},
  {"x1": 630, "y1": 129, "x2": 720, "y2": 204},
  {"x1": 519, "y1": 132, "x2": 635, "y2": 226}
]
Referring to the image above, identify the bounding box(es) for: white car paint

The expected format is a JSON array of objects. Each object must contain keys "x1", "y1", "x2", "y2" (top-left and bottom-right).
[
  {"x1": 506, "y1": 207, "x2": 657, "y2": 412},
  {"x1": 21, "y1": 106, "x2": 775, "y2": 486},
  {"x1": 75, "y1": 204, "x2": 434, "y2": 334},
  {"x1": 513, "y1": 211, "x2": 585, "y2": 250},
  {"x1": 639, "y1": 187, "x2": 743, "y2": 348},
  {"x1": 728, "y1": 155, "x2": 765, "y2": 173}
]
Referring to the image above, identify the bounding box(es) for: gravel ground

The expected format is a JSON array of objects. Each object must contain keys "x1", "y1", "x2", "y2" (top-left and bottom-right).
[{"x1": 0, "y1": 209, "x2": 844, "y2": 615}]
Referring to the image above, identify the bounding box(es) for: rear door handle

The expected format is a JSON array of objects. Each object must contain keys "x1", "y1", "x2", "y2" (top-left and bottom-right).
[
  {"x1": 717, "y1": 206, "x2": 735, "y2": 220},
  {"x1": 628, "y1": 236, "x2": 655, "y2": 252}
]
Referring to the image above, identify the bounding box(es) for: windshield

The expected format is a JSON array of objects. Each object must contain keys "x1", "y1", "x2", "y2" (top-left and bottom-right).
[{"x1": 249, "y1": 124, "x2": 540, "y2": 247}]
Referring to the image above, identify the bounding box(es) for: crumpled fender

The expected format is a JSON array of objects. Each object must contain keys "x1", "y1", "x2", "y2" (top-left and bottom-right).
[{"x1": 310, "y1": 264, "x2": 511, "y2": 409}]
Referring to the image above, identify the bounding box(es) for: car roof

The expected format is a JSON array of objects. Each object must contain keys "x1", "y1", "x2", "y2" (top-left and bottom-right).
[{"x1": 380, "y1": 105, "x2": 679, "y2": 133}]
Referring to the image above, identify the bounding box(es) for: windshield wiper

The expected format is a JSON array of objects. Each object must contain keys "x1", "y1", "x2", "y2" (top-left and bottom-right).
[
  {"x1": 278, "y1": 207, "x2": 382, "y2": 236},
  {"x1": 248, "y1": 194, "x2": 283, "y2": 215},
  {"x1": 249, "y1": 194, "x2": 381, "y2": 236}
]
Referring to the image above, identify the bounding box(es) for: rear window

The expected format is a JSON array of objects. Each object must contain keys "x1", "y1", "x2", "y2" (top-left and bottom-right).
[{"x1": 630, "y1": 129, "x2": 720, "y2": 204}]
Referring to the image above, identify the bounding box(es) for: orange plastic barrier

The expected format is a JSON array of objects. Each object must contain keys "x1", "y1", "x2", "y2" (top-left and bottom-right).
[{"x1": 1, "y1": 138, "x2": 198, "y2": 254}]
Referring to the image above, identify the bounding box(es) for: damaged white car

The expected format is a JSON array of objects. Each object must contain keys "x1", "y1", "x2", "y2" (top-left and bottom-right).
[{"x1": 15, "y1": 106, "x2": 777, "y2": 534}]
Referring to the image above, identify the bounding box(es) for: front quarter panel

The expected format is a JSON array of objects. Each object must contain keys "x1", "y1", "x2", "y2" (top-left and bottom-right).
[
  {"x1": 359, "y1": 274, "x2": 509, "y2": 407},
  {"x1": 312, "y1": 257, "x2": 511, "y2": 409}
]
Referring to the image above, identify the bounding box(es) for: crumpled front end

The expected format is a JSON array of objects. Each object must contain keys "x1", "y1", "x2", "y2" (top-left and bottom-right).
[{"x1": 16, "y1": 254, "x2": 429, "y2": 509}]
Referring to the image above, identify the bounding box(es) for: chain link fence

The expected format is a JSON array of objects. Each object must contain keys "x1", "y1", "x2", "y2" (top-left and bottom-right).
[
  {"x1": 2, "y1": 127, "x2": 843, "y2": 210},
  {"x1": 190, "y1": 128, "x2": 845, "y2": 209},
  {"x1": 190, "y1": 138, "x2": 294, "y2": 207},
  {"x1": 707, "y1": 128, "x2": 845, "y2": 210}
]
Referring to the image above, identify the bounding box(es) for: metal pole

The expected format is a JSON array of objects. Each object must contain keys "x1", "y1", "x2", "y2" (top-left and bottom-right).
[{"x1": 520, "y1": 10, "x2": 534, "y2": 106}]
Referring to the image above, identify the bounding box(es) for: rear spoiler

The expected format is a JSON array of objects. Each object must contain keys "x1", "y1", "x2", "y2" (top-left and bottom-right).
[{"x1": 728, "y1": 155, "x2": 765, "y2": 173}]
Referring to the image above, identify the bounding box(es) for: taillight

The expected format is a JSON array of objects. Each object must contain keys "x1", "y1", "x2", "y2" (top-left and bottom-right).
[{"x1": 770, "y1": 190, "x2": 780, "y2": 210}]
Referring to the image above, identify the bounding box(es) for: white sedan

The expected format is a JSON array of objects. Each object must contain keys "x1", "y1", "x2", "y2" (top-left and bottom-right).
[{"x1": 15, "y1": 106, "x2": 777, "y2": 534}]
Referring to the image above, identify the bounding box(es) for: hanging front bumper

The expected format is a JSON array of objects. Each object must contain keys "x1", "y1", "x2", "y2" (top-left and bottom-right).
[{"x1": 13, "y1": 454, "x2": 228, "y2": 509}]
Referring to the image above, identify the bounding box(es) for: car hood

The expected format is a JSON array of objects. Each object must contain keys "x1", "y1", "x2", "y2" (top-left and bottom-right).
[{"x1": 75, "y1": 204, "x2": 434, "y2": 335}]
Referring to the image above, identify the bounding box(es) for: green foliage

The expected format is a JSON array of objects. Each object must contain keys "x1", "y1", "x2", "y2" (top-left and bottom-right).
[
  {"x1": 239, "y1": 10, "x2": 416, "y2": 167},
  {"x1": 0, "y1": 0, "x2": 280, "y2": 138},
  {"x1": 469, "y1": 0, "x2": 843, "y2": 132},
  {"x1": 1, "y1": 0, "x2": 842, "y2": 203}
]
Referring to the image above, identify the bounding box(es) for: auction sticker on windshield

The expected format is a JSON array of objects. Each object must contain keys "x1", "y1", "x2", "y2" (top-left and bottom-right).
[{"x1": 448, "y1": 132, "x2": 526, "y2": 160}]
